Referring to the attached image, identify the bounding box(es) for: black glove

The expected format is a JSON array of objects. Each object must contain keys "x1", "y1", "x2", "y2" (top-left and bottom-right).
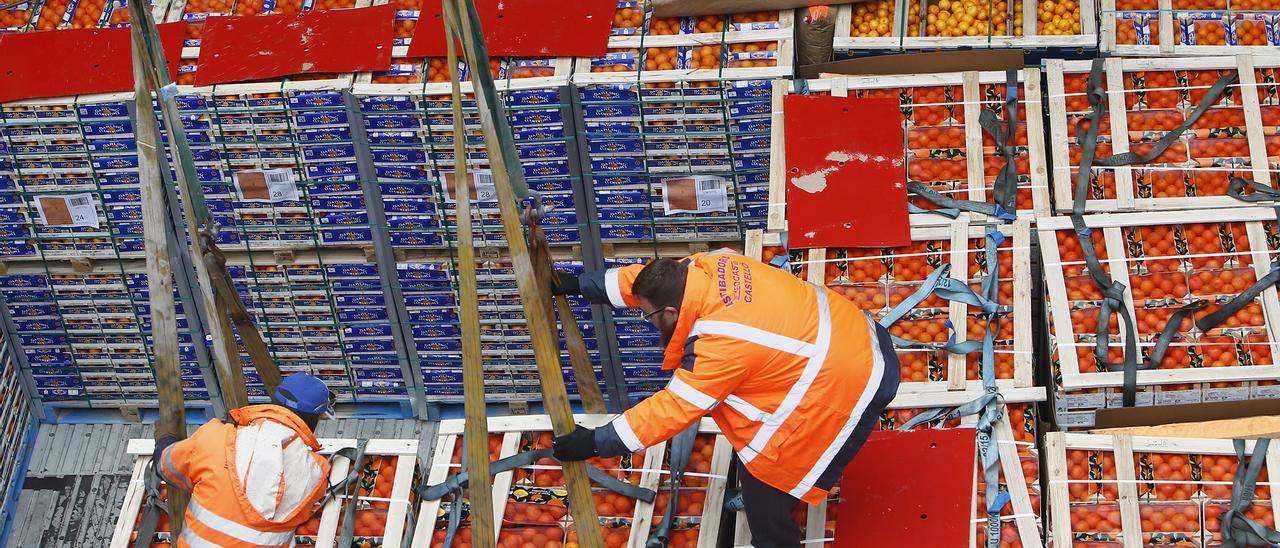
[
  {"x1": 552, "y1": 425, "x2": 598, "y2": 461},
  {"x1": 551, "y1": 270, "x2": 581, "y2": 296}
]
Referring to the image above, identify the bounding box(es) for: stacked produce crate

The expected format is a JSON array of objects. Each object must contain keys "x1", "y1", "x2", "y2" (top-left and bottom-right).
[
  {"x1": 414, "y1": 416, "x2": 733, "y2": 548},
  {"x1": 575, "y1": 2, "x2": 794, "y2": 400},
  {"x1": 1040, "y1": 54, "x2": 1280, "y2": 430},
  {"x1": 753, "y1": 65, "x2": 1051, "y2": 545},
  {"x1": 833, "y1": 0, "x2": 1095, "y2": 51},
  {"x1": 0, "y1": 327, "x2": 34, "y2": 532},
  {"x1": 1100, "y1": 0, "x2": 1280, "y2": 55}
]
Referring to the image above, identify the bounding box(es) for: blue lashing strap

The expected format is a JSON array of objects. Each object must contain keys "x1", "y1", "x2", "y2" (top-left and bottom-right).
[
  {"x1": 1220, "y1": 439, "x2": 1280, "y2": 547},
  {"x1": 898, "y1": 226, "x2": 1007, "y2": 548},
  {"x1": 421, "y1": 447, "x2": 658, "y2": 546},
  {"x1": 647, "y1": 424, "x2": 699, "y2": 547}
]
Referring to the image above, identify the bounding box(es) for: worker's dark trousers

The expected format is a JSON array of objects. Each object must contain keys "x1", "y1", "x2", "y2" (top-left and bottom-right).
[{"x1": 739, "y1": 463, "x2": 804, "y2": 548}]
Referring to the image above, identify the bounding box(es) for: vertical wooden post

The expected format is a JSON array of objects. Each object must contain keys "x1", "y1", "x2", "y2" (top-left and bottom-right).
[
  {"x1": 443, "y1": 0, "x2": 604, "y2": 544},
  {"x1": 443, "y1": 14, "x2": 496, "y2": 547},
  {"x1": 130, "y1": 16, "x2": 189, "y2": 533},
  {"x1": 128, "y1": 1, "x2": 250, "y2": 409}
]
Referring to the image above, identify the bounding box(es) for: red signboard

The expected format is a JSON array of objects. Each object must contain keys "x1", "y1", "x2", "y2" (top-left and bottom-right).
[
  {"x1": 406, "y1": 0, "x2": 614, "y2": 58},
  {"x1": 0, "y1": 23, "x2": 185, "y2": 104},
  {"x1": 834, "y1": 428, "x2": 977, "y2": 547},
  {"x1": 195, "y1": 5, "x2": 394, "y2": 86},
  {"x1": 784, "y1": 95, "x2": 910, "y2": 249}
]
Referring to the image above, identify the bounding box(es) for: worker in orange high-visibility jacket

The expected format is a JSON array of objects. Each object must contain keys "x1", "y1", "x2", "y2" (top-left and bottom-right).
[
  {"x1": 551, "y1": 251, "x2": 900, "y2": 548},
  {"x1": 153, "y1": 373, "x2": 336, "y2": 548}
]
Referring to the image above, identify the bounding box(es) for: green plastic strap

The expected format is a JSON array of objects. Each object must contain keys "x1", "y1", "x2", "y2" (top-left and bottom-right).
[{"x1": 132, "y1": 4, "x2": 213, "y2": 226}]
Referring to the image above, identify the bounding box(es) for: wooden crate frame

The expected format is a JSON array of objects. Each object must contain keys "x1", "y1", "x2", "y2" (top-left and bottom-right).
[
  {"x1": 767, "y1": 70, "x2": 1052, "y2": 233},
  {"x1": 1100, "y1": 0, "x2": 1280, "y2": 56},
  {"x1": 605, "y1": 8, "x2": 795, "y2": 50},
  {"x1": 352, "y1": 66, "x2": 572, "y2": 96},
  {"x1": 111, "y1": 437, "x2": 421, "y2": 548},
  {"x1": 1043, "y1": 54, "x2": 1280, "y2": 214},
  {"x1": 1038, "y1": 207, "x2": 1280, "y2": 390},
  {"x1": 1044, "y1": 432, "x2": 1280, "y2": 547},
  {"x1": 749, "y1": 216, "x2": 1034, "y2": 396},
  {"x1": 409, "y1": 414, "x2": 733, "y2": 548},
  {"x1": 831, "y1": 0, "x2": 1096, "y2": 51},
  {"x1": 570, "y1": 38, "x2": 794, "y2": 84}
]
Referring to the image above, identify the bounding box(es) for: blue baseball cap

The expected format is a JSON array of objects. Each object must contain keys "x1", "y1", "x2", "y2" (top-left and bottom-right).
[{"x1": 274, "y1": 373, "x2": 335, "y2": 419}]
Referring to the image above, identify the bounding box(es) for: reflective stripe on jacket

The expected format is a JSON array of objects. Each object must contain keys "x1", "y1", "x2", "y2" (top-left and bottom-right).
[
  {"x1": 582, "y1": 250, "x2": 901, "y2": 504},
  {"x1": 157, "y1": 404, "x2": 331, "y2": 547}
]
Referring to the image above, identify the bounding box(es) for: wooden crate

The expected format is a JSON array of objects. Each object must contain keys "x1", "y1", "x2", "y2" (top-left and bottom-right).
[
  {"x1": 1043, "y1": 55, "x2": 1280, "y2": 214},
  {"x1": 111, "y1": 437, "x2": 421, "y2": 548},
  {"x1": 1100, "y1": 0, "x2": 1280, "y2": 56},
  {"x1": 749, "y1": 216, "x2": 1034, "y2": 397},
  {"x1": 409, "y1": 414, "x2": 733, "y2": 548},
  {"x1": 832, "y1": 0, "x2": 1096, "y2": 51},
  {"x1": 1044, "y1": 432, "x2": 1280, "y2": 546},
  {"x1": 1039, "y1": 208, "x2": 1280, "y2": 391},
  {"x1": 768, "y1": 70, "x2": 1052, "y2": 232}
]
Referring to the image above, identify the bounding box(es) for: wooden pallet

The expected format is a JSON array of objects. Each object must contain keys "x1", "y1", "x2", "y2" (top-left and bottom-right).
[
  {"x1": 831, "y1": 0, "x2": 1096, "y2": 51},
  {"x1": 1100, "y1": 0, "x2": 1280, "y2": 56},
  {"x1": 1044, "y1": 432, "x2": 1280, "y2": 547},
  {"x1": 1039, "y1": 207, "x2": 1280, "y2": 391},
  {"x1": 111, "y1": 437, "x2": 420, "y2": 548},
  {"x1": 409, "y1": 414, "x2": 733, "y2": 548},
  {"x1": 769, "y1": 70, "x2": 1052, "y2": 231},
  {"x1": 1044, "y1": 54, "x2": 1280, "y2": 214}
]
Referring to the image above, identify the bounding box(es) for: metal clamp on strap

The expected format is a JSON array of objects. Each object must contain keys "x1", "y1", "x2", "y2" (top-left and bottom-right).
[{"x1": 1227, "y1": 176, "x2": 1280, "y2": 203}]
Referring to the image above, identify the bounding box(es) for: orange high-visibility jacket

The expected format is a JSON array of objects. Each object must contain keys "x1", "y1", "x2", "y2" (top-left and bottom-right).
[
  {"x1": 581, "y1": 251, "x2": 900, "y2": 504},
  {"x1": 157, "y1": 404, "x2": 331, "y2": 547}
]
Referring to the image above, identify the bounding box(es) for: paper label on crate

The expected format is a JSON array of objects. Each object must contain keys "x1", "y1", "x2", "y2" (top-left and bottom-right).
[
  {"x1": 233, "y1": 169, "x2": 299, "y2": 203},
  {"x1": 1105, "y1": 391, "x2": 1154, "y2": 407},
  {"x1": 1202, "y1": 387, "x2": 1250, "y2": 402},
  {"x1": 35, "y1": 194, "x2": 99, "y2": 229},
  {"x1": 440, "y1": 170, "x2": 497, "y2": 203},
  {"x1": 1155, "y1": 390, "x2": 1202, "y2": 405},
  {"x1": 730, "y1": 50, "x2": 778, "y2": 61},
  {"x1": 731, "y1": 21, "x2": 780, "y2": 31},
  {"x1": 661, "y1": 175, "x2": 728, "y2": 215}
]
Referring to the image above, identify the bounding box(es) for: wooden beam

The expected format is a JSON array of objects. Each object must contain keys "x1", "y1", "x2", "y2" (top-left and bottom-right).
[
  {"x1": 443, "y1": 0, "x2": 604, "y2": 544},
  {"x1": 442, "y1": 8, "x2": 495, "y2": 546},
  {"x1": 130, "y1": 14, "x2": 189, "y2": 533}
]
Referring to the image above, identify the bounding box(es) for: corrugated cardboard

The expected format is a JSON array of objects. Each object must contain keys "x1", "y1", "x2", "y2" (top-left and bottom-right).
[
  {"x1": 1092, "y1": 416, "x2": 1280, "y2": 439},
  {"x1": 1093, "y1": 399, "x2": 1280, "y2": 430},
  {"x1": 799, "y1": 49, "x2": 1024, "y2": 79}
]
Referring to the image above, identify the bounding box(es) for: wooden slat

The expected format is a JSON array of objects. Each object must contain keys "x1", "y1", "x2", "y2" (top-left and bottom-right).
[
  {"x1": 440, "y1": 5, "x2": 495, "y2": 544},
  {"x1": 108, "y1": 459, "x2": 149, "y2": 548},
  {"x1": 1043, "y1": 433, "x2": 1072, "y2": 548},
  {"x1": 628, "y1": 442, "x2": 668, "y2": 548},
  {"x1": 696, "y1": 435, "x2": 734, "y2": 548},
  {"x1": 767, "y1": 79, "x2": 788, "y2": 233},
  {"x1": 1157, "y1": 0, "x2": 1174, "y2": 54},
  {"x1": 947, "y1": 216, "x2": 971, "y2": 390},
  {"x1": 1236, "y1": 54, "x2": 1272, "y2": 190},
  {"x1": 1022, "y1": 67, "x2": 1052, "y2": 219},
  {"x1": 1044, "y1": 59, "x2": 1075, "y2": 214},
  {"x1": 962, "y1": 72, "x2": 987, "y2": 203},
  {"x1": 411, "y1": 434, "x2": 457, "y2": 548},
  {"x1": 1112, "y1": 436, "x2": 1142, "y2": 548},
  {"x1": 1011, "y1": 219, "x2": 1033, "y2": 388},
  {"x1": 491, "y1": 432, "x2": 522, "y2": 543},
  {"x1": 1104, "y1": 58, "x2": 1135, "y2": 210}
]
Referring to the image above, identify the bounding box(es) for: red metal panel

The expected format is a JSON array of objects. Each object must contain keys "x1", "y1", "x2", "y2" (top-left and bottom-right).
[
  {"x1": 194, "y1": 4, "x2": 394, "y2": 86},
  {"x1": 785, "y1": 95, "x2": 910, "y2": 249},
  {"x1": 0, "y1": 23, "x2": 184, "y2": 104},
  {"x1": 834, "y1": 428, "x2": 977, "y2": 547},
  {"x1": 406, "y1": 0, "x2": 614, "y2": 58}
]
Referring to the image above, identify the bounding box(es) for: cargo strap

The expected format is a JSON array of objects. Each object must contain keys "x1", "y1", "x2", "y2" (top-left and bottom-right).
[
  {"x1": 908, "y1": 70, "x2": 1020, "y2": 222},
  {"x1": 200, "y1": 228, "x2": 281, "y2": 392},
  {"x1": 1221, "y1": 438, "x2": 1280, "y2": 547},
  {"x1": 648, "y1": 424, "x2": 699, "y2": 548},
  {"x1": 134, "y1": 461, "x2": 169, "y2": 548},
  {"x1": 897, "y1": 226, "x2": 1006, "y2": 548},
  {"x1": 1070, "y1": 58, "x2": 1238, "y2": 407},
  {"x1": 878, "y1": 229, "x2": 1005, "y2": 357},
  {"x1": 421, "y1": 448, "x2": 658, "y2": 546},
  {"x1": 1227, "y1": 176, "x2": 1280, "y2": 203},
  {"x1": 334, "y1": 440, "x2": 369, "y2": 548}
]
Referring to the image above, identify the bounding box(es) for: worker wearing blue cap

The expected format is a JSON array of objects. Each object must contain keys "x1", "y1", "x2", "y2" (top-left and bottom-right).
[{"x1": 152, "y1": 373, "x2": 337, "y2": 547}]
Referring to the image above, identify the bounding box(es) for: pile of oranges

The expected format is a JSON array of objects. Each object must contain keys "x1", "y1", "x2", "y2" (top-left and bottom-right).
[{"x1": 0, "y1": 4, "x2": 31, "y2": 30}]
